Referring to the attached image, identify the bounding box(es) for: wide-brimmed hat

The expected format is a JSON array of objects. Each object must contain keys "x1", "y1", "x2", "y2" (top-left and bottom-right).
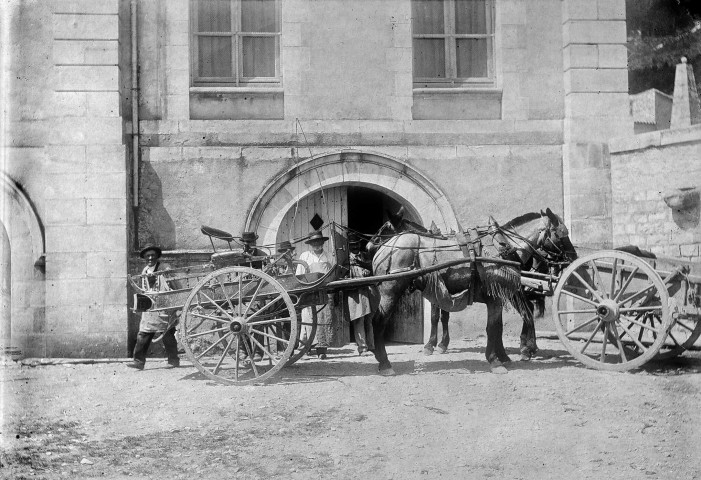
[
  {"x1": 139, "y1": 244, "x2": 162, "y2": 259},
  {"x1": 305, "y1": 231, "x2": 329, "y2": 244},
  {"x1": 241, "y1": 231, "x2": 258, "y2": 243},
  {"x1": 277, "y1": 240, "x2": 294, "y2": 253},
  {"x1": 348, "y1": 233, "x2": 363, "y2": 245}
]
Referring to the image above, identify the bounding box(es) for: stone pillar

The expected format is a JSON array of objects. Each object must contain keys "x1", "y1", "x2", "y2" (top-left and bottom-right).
[
  {"x1": 45, "y1": 0, "x2": 128, "y2": 357},
  {"x1": 561, "y1": 0, "x2": 633, "y2": 249},
  {"x1": 670, "y1": 57, "x2": 701, "y2": 129}
]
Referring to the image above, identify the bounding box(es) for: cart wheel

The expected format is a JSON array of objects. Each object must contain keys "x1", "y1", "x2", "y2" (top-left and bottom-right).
[
  {"x1": 179, "y1": 266, "x2": 297, "y2": 385},
  {"x1": 552, "y1": 250, "x2": 672, "y2": 371},
  {"x1": 654, "y1": 316, "x2": 701, "y2": 360}
]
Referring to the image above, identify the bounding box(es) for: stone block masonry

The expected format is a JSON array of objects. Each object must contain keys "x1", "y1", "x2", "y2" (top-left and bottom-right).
[
  {"x1": 610, "y1": 126, "x2": 701, "y2": 260},
  {"x1": 36, "y1": 2, "x2": 128, "y2": 357}
]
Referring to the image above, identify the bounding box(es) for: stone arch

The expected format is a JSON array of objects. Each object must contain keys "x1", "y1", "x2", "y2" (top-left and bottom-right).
[
  {"x1": 1, "y1": 173, "x2": 44, "y2": 264},
  {"x1": 245, "y1": 149, "x2": 458, "y2": 246}
]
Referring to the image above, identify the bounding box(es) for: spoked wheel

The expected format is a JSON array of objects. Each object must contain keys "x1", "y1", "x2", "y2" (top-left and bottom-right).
[
  {"x1": 655, "y1": 316, "x2": 701, "y2": 360},
  {"x1": 552, "y1": 250, "x2": 672, "y2": 371},
  {"x1": 179, "y1": 266, "x2": 298, "y2": 385}
]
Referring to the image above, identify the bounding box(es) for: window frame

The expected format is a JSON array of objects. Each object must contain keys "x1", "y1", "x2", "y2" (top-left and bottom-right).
[
  {"x1": 412, "y1": 0, "x2": 496, "y2": 89},
  {"x1": 190, "y1": 0, "x2": 282, "y2": 88}
]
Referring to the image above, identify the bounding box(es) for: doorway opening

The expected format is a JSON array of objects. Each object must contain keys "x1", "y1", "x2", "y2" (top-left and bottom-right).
[{"x1": 346, "y1": 186, "x2": 423, "y2": 344}]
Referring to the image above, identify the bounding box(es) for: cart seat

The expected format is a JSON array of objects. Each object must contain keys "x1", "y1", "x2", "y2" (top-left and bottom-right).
[
  {"x1": 201, "y1": 225, "x2": 235, "y2": 241},
  {"x1": 211, "y1": 250, "x2": 252, "y2": 268}
]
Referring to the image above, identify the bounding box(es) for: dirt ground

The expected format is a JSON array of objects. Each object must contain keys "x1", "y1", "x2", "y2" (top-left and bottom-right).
[{"x1": 2, "y1": 333, "x2": 701, "y2": 480}]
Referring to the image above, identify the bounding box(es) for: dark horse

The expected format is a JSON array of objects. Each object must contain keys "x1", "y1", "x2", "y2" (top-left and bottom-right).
[{"x1": 367, "y1": 208, "x2": 577, "y2": 375}]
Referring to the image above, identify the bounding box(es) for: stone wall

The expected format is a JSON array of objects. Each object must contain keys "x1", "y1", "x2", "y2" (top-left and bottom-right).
[
  {"x1": 609, "y1": 125, "x2": 701, "y2": 259},
  {"x1": 561, "y1": 0, "x2": 633, "y2": 250},
  {"x1": 3, "y1": 0, "x2": 128, "y2": 357}
]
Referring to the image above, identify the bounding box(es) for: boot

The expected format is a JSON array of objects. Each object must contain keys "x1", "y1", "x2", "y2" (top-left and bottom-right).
[{"x1": 130, "y1": 332, "x2": 153, "y2": 369}]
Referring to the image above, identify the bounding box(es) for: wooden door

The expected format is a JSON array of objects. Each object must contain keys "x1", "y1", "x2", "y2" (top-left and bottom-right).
[{"x1": 277, "y1": 187, "x2": 350, "y2": 347}]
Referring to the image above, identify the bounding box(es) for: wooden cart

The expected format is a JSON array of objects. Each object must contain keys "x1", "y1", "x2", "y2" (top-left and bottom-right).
[
  {"x1": 129, "y1": 225, "x2": 499, "y2": 385},
  {"x1": 523, "y1": 250, "x2": 701, "y2": 371}
]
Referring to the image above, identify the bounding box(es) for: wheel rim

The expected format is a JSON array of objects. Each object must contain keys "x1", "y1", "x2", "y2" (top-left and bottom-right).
[
  {"x1": 179, "y1": 266, "x2": 297, "y2": 385},
  {"x1": 654, "y1": 316, "x2": 701, "y2": 360},
  {"x1": 552, "y1": 250, "x2": 671, "y2": 371}
]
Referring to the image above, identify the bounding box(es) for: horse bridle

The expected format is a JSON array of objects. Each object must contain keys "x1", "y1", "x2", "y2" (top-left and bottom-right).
[{"x1": 490, "y1": 221, "x2": 571, "y2": 269}]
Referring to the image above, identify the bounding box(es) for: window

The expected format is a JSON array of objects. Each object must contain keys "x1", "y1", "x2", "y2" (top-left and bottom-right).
[
  {"x1": 412, "y1": 0, "x2": 495, "y2": 88},
  {"x1": 191, "y1": 0, "x2": 281, "y2": 87}
]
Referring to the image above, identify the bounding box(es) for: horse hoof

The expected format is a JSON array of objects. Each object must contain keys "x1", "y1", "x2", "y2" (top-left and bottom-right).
[
  {"x1": 437, "y1": 346, "x2": 447, "y2": 354},
  {"x1": 379, "y1": 368, "x2": 396, "y2": 376},
  {"x1": 423, "y1": 347, "x2": 434, "y2": 356},
  {"x1": 519, "y1": 354, "x2": 532, "y2": 362},
  {"x1": 489, "y1": 363, "x2": 508, "y2": 374}
]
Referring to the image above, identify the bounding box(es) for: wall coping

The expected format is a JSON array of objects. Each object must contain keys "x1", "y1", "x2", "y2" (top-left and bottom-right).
[{"x1": 609, "y1": 124, "x2": 701, "y2": 154}]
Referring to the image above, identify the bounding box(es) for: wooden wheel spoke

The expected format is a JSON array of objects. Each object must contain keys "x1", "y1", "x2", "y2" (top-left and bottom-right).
[
  {"x1": 564, "y1": 315, "x2": 599, "y2": 336},
  {"x1": 215, "y1": 277, "x2": 237, "y2": 314},
  {"x1": 234, "y1": 336, "x2": 241, "y2": 380},
  {"x1": 617, "y1": 282, "x2": 656, "y2": 308},
  {"x1": 250, "y1": 326, "x2": 290, "y2": 345},
  {"x1": 600, "y1": 324, "x2": 609, "y2": 362},
  {"x1": 610, "y1": 322, "x2": 628, "y2": 362},
  {"x1": 609, "y1": 258, "x2": 618, "y2": 299},
  {"x1": 247, "y1": 316, "x2": 292, "y2": 327},
  {"x1": 572, "y1": 270, "x2": 604, "y2": 303},
  {"x1": 675, "y1": 320, "x2": 695, "y2": 333},
  {"x1": 246, "y1": 295, "x2": 284, "y2": 322},
  {"x1": 243, "y1": 279, "x2": 264, "y2": 317},
  {"x1": 190, "y1": 310, "x2": 230, "y2": 324},
  {"x1": 581, "y1": 319, "x2": 604, "y2": 354},
  {"x1": 249, "y1": 334, "x2": 279, "y2": 366},
  {"x1": 237, "y1": 275, "x2": 243, "y2": 316},
  {"x1": 612, "y1": 266, "x2": 640, "y2": 302},
  {"x1": 561, "y1": 288, "x2": 600, "y2": 307},
  {"x1": 617, "y1": 321, "x2": 648, "y2": 353},
  {"x1": 667, "y1": 330, "x2": 682, "y2": 348},
  {"x1": 559, "y1": 308, "x2": 598, "y2": 315},
  {"x1": 591, "y1": 262, "x2": 606, "y2": 298},
  {"x1": 241, "y1": 336, "x2": 260, "y2": 377},
  {"x1": 619, "y1": 306, "x2": 662, "y2": 314},
  {"x1": 213, "y1": 336, "x2": 234, "y2": 375},
  {"x1": 620, "y1": 314, "x2": 663, "y2": 334},
  {"x1": 199, "y1": 290, "x2": 235, "y2": 321},
  {"x1": 188, "y1": 326, "x2": 229, "y2": 339},
  {"x1": 196, "y1": 332, "x2": 232, "y2": 360}
]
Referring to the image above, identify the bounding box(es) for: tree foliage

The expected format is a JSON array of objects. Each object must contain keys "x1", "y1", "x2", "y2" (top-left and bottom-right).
[{"x1": 626, "y1": 0, "x2": 701, "y2": 94}]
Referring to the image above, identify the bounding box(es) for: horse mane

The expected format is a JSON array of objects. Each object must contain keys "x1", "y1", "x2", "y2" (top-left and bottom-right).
[{"x1": 502, "y1": 212, "x2": 541, "y2": 230}]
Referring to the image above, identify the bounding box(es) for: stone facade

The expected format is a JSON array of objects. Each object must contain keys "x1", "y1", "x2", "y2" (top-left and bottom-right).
[
  {"x1": 3, "y1": 0, "x2": 633, "y2": 357},
  {"x1": 3, "y1": 0, "x2": 127, "y2": 357},
  {"x1": 609, "y1": 126, "x2": 701, "y2": 260}
]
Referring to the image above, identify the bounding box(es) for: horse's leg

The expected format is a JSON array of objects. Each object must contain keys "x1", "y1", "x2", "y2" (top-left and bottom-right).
[
  {"x1": 371, "y1": 290, "x2": 401, "y2": 376},
  {"x1": 436, "y1": 309, "x2": 450, "y2": 354},
  {"x1": 423, "y1": 303, "x2": 440, "y2": 355},
  {"x1": 519, "y1": 303, "x2": 538, "y2": 361},
  {"x1": 485, "y1": 298, "x2": 510, "y2": 373}
]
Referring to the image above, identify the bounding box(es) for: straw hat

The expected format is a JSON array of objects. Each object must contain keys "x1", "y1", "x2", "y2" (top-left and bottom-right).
[
  {"x1": 277, "y1": 240, "x2": 294, "y2": 253},
  {"x1": 139, "y1": 244, "x2": 162, "y2": 259},
  {"x1": 241, "y1": 231, "x2": 258, "y2": 243},
  {"x1": 305, "y1": 231, "x2": 329, "y2": 244}
]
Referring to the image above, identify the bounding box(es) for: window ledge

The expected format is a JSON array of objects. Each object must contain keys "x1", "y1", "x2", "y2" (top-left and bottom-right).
[
  {"x1": 413, "y1": 87, "x2": 502, "y2": 94},
  {"x1": 190, "y1": 86, "x2": 283, "y2": 94}
]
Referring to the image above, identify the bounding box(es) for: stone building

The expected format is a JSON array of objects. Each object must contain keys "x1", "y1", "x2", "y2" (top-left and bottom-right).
[{"x1": 2, "y1": 0, "x2": 633, "y2": 358}]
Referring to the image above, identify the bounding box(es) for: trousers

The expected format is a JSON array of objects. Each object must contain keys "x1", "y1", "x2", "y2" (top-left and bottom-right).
[{"x1": 132, "y1": 329, "x2": 179, "y2": 365}]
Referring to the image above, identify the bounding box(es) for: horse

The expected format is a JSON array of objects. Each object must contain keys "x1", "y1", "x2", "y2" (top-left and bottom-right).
[{"x1": 366, "y1": 208, "x2": 577, "y2": 375}]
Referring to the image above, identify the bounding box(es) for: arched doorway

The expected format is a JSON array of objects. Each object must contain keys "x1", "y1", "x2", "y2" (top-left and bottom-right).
[
  {"x1": 1, "y1": 173, "x2": 45, "y2": 357},
  {"x1": 246, "y1": 150, "x2": 458, "y2": 345}
]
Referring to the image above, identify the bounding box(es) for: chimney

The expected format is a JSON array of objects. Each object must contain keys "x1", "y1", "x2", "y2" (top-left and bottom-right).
[{"x1": 670, "y1": 57, "x2": 701, "y2": 129}]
